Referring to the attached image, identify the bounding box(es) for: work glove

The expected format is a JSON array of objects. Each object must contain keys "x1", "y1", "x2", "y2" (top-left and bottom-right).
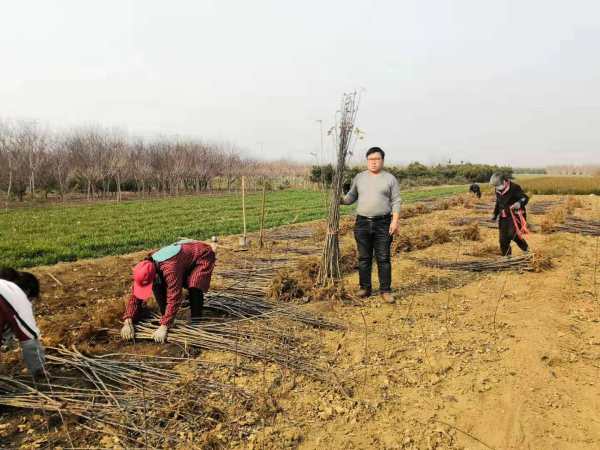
[
  {"x1": 120, "y1": 319, "x2": 135, "y2": 341},
  {"x1": 209, "y1": 236, "x2": 218, "y2": 253},
  {"x1": 153, "y1": 325, "x2": 169, "y2": 343},
  {"x1": 511, "y1": 201, "x2": 521, "y2": 210},
  {"x1": 21, "y1": 339, "x2": 46, "y2": 378}
]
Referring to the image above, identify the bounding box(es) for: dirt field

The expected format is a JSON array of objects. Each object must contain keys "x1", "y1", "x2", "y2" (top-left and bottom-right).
[{"x1": 1, "y1": 194, "x2": 599, "y2": 449}]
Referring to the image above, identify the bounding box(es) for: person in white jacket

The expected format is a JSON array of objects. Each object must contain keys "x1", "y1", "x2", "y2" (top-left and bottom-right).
[{"x1": 0, "y1": 268, "x2": 45, "y2": 377}]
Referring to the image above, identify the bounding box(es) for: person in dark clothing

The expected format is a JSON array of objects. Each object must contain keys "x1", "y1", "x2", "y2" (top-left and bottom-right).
[
  {"x1": 489, "y1": 173, "x2": 529, "y2": 256},
  {"x1": 469, "y1": 183, "x2": 481, "y2": 198}
]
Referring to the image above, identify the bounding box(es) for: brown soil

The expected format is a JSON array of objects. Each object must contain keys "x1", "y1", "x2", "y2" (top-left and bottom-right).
[{"x1": 2, "y1": 194, "x2": 600, "y2": 449}]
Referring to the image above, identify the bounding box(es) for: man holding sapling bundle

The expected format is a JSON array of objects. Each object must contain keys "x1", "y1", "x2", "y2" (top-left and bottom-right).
[
  {"x1": 341, "y1": 147, "x2": 401, "y2": 302},
  {"x1": 489, "y1": 172, "x2": 530, "y2": 256}
]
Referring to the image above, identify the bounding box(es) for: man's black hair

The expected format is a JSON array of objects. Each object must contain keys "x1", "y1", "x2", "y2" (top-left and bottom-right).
[
  {"x1": 0, "y1": 268, "x2": 40, "y2": 299},
  {"x1": 365, "y1": 147, "x2": 385, "y2": 160}
]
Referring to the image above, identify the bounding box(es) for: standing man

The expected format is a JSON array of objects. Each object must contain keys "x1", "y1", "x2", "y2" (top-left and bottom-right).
[
  {"x1": 120, "y1": 239, "x2": 216, "y2": 343},
  {"x1": 341, "y1": 147, "x2": 401, "y2": 302},
  {"x1": 0, "y1": 268, "x2": 46, "y2": 377},
  {"x1": 490, "y1": 173, "x2": 529, "y2": 256}
]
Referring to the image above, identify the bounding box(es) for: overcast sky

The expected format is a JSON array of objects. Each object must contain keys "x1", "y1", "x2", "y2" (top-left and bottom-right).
[{"x1": 1, "y1": 1, "x2": 599, "y2": 167}]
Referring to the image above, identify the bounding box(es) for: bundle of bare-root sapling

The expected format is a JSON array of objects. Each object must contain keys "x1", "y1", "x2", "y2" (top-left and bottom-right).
[{"x1": 318, "y1": 92, "x2": 361, "y2": 286}]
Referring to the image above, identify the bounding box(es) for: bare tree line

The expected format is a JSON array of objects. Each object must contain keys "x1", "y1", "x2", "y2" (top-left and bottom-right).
[{"x1": 0, "y1": 120, "x2": 310, "y2": 204}]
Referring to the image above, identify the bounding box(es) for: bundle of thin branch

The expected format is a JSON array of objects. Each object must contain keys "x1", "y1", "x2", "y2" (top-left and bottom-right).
[
  {"x1": 471, "y1": 199, "x2": 564, "y2": 218},
  {"x1": 270, "y1": 244, "x2": 357, "y2": 303},
  {"x1": 392, "y1": 227, "x2": 452, "y2": 253},
  {"x1": 471, "y1": 203, "x2": 494, "y2": 212},
  {"x1": 398, "y1": 195, "x2": 472, "y2": 219},
  {"x1": 211, "y1": 250, "x2": 344, "y2": 329},
  {"x1": 0, "y1": 346, "x2": 246, "y2": 448},
  {"x1": 477, "y1": 220, "x2": 499, "y2": 229},
  {"x1": 131, "y1": 317, "x2": 335, "y2": 382},
  {"x1": 417, "y1": 252, "x2": 552, "y2": 272},
  {"x1": 280, "y1": 246, "x2": 320, "y2": 256},
  {"x1": 204, "y1": 291, "x2": 344, "y2": 330},
  {"x1": 268, "y1": 227, "x2": 315, "y2": 241},
  {"x1": 528, "y1": 200, "x2": 563, "y2": 214},
  {"x1": 449, "y1": 217, "x2": 478, "y2": 226},
  {"x1": 450, "y1": 223, "x2": 481, "y2": 241},
  {"x1": 553, "y1": 217, "x2": 600, "y2": 236},
  {"x1": 318, "y1": 91, "x2": 361, "y2": 285},
  {"x1": 218, "y1": 259, "x2": 290, "y2": 296},
  {"x1": 450, "y1": 216, "x2": 498, "y2": 230},
  {"x1": 449, "y1": 216, "x2": 537, "y2": 232},
  {"x1": 46, "y1": 346, "x2": 239, "y2": 395}
]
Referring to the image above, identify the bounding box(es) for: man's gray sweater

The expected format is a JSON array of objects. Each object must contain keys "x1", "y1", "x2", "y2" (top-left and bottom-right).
[{"x1": 341, "y1": 170, "x2": 401, "y2": 217}]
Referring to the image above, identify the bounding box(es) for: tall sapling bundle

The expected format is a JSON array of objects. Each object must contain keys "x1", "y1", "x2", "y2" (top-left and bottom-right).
[{"x1": 317, "y1": 92, "x2": 361, "y2": 285}]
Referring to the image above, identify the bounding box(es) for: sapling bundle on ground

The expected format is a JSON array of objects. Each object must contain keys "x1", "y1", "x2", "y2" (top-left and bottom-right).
[
  {"x1": 540, "y1": 205, "x2": 569, "y2": 233},
  {"x1": 471, "y1": 203, "x2": 494, "y2": 212},
  {"x1": 318, "y1": 91, "x2": 361, "y2": 286},
  {"x1": 392, "y1": 226, "x2": 452, "y2": 253},
  {"x1": 269, "y1": 257, "x2": 319, "y2": 302},
  {"x1": 204, "y1": 290, "x2": 343, "y2": 330},
  {"x1": 270, "y1": 243, "x2": 357, "y2": 303},
  {"x1": 417, "y1": 252, "x2": 552, "y2": 273},
  {"x1": 528, "y1": 200, "x2": 564, "y2": 214},
  {"x1": 458, "y1": 223, "x2": 481, "y2": 241},
  {"x1": 130, "y1": 315, "x2": 336, "y2": 383},
  {"x1": 464, "y1": 243, "x2": 500, "y2": 257},
  {"x1": 551, "y1": 216, "x2": 600, "y2": 237},
  {"x1": 450, "y1": 217, "x2": 479, "y2": 226},
  {"x1": 398, "y1": 195, "x2": 470, "y2": 220},
  {"x1": 0, "y1": 346, "x2": 247, "y2": 448}
]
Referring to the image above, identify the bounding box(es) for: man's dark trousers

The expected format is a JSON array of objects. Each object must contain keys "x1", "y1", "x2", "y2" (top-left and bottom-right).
[
  {"x1": 354, "y1": 215, "x2": 393, "y2": 293},
  {"x1": 498, "y1": 217, "x2": 528, "y2": 256}
]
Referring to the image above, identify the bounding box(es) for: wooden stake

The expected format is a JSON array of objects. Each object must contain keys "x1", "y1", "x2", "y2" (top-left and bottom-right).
[
  {"x1": 259, "y1": 182, "x2": 267, "y2": 249},
  {"x1": 240, "y1": 176, "x2": 247, "y2": 247}
]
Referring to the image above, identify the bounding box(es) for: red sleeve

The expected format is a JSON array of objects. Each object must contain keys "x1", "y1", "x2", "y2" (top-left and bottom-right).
[
  {"x1": 0, "y1": 295, "x2": 33, "y2": 342},
  {"x1": 159, "y1": 263, "x2": 183, "y2": 326},
  {"x1": 122, "y1": 287, "x2": 142, "y2": 322},
  {"x1": 188, "y1": 249, "x2": 215, "y2": 293},
  {"x1": 0, "y1": 298, "x2": 6, "y2": 342}
]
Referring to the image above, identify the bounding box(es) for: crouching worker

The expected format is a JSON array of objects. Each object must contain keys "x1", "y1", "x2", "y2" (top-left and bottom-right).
[
  {"x1": 0, "y1": 268, "x2": 45, "y2": 377},
  {"x1": 469, "y1": 183, "x2": 481, "y2": 198},
  {"x1": 121, "y1": 240, "x2": 216, "y2": 344},
  {"x1": 489, "y1": 173, "x2": 529, "y2": 256}
]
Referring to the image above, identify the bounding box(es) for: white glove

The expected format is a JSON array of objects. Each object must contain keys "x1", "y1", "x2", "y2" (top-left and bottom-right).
[
  {"x1": 120, "y1": 319, "x2": 135, "y2": 341},
  {"x1": 511, "y1": 201, "x2": 521, "y2": 210},
  {"x1": 153, "y1": 325, "x2": 169, "y2": 343}
]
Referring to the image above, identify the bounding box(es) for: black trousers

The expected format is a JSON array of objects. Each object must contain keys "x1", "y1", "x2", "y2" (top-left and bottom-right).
[
  {"x1": 354, "y1": 215, "x2": 393, "y2": 292},
  {"x1": 153, "y1": 283, "x2": 204, "y2": 319},
  {"x1": 499, "y1": 217, "x2": 528, "y2": 256}
]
